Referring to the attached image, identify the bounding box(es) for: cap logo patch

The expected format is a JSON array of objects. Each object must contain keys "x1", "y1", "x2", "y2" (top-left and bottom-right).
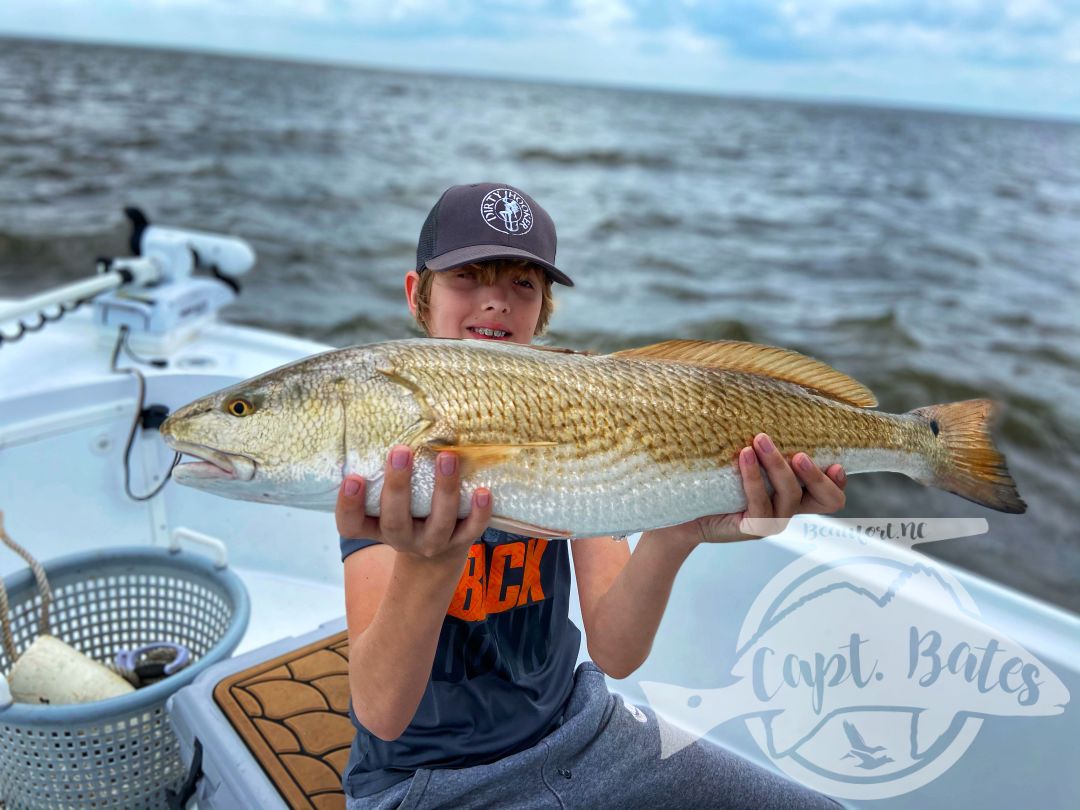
[{"x1": 481, "y1": 188, "x2": 533, "y2": 236}]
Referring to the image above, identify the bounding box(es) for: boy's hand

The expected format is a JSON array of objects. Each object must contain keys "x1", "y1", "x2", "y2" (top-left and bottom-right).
[
  {"x1": 336, "y1": 445, "x2": 493, "y2": 562},
  {"x1": 668, "y1": 433, "x2": 847, "y2": 545}
]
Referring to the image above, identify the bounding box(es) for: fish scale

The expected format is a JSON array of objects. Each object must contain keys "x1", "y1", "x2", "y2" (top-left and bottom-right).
[
  {"x1": 161, "y1": 337, "x2": 1026, "y2": 536},
  {"x1": 387, "y1": 342, "x2": 906, "y2": 464},
  {"x1": 378, "y1": 344, "x2": 920, "y2": 533}
]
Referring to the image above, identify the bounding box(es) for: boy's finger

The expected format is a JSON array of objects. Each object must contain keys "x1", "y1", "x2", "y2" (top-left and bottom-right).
[
  {"x1": 379, "y1": 445, "x2": 414, "y2": 541},
  {"x1": 791, "y1": 456, "x2": 843, "y2": 515},
  {"x1": 754, "y1": 434, "x2": 801, "y2": 516},
  {"x1": 335, "y1": 475, "x2": 367, "y2": 536},
  {"x1": 424, "y1": 452, "x2": 463, "y2": 545},
  {"x1": 826, "y1": 465, "x2": 847, "y2": 490},
  {"x1": 793, "y1": 454, "x2": 845, "y2": 513},
  {"x1": 450, "y1": 488, "x2": 493, "y2": 546},
  {"x1": 739, "y1": 446, "x2": 772, "y2": 518}
]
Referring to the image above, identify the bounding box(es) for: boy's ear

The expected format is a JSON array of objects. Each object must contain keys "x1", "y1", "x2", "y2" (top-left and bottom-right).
[{"x1": 405, "y1": 270, "x2": 421, "y2": 316}]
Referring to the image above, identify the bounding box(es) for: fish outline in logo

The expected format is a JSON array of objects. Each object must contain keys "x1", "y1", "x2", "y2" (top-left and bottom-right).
[{"x1": 638, "y1": 527, "x2": 1071, "y2": 800}]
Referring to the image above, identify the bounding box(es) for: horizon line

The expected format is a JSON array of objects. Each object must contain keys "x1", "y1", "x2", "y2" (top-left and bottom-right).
[{"x1": 4, "y1": 31, "x2": 1079, "y2": 128}]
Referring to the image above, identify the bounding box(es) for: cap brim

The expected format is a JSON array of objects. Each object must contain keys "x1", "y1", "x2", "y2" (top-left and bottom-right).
[{"x1": 424, "y1": 244, "x2": 574, "y2": 287}]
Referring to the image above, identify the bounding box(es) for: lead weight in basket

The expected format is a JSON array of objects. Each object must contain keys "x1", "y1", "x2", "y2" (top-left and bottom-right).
[{"x1": 115, "y1": 641, "x2": 192, "y2": 687}]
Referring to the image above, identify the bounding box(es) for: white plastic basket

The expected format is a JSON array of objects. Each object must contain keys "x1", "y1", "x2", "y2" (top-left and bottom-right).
[{"x1": 0, "y1": 545, "x2": 249, "y2": 810}]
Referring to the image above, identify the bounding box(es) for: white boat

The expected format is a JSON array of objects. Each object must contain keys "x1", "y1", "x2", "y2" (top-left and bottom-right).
[{"x1": 1, "y1": 212, "x2": 1077, "y2": 809}]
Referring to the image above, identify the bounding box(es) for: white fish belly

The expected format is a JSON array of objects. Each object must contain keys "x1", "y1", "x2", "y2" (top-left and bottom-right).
[
  {"x1": 363, "y1": 447, "x2": 929, "y2": 539},
  {"x1": 476, "y1": 451, "x2": 748, "y2": 538},
  {"x1": 483, "y1": 446, "x2": 929, "y2": 538}
]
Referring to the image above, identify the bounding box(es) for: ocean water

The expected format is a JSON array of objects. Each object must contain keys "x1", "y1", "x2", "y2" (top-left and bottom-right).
[{"x1": 1, "y1": 37, "x2": 1078, "y2": 611}]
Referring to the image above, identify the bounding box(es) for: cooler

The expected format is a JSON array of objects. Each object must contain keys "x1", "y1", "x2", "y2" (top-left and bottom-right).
[{"x1": 166, "y1": 616, "x2": 353, "y2": 810}]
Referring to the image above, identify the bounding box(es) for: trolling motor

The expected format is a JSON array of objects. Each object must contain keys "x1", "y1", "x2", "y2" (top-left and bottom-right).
[
  {"x1": 0, "y1": 208, "x2": 255, "y2": 353},
  {"x1": 92, "y1": 208, "x2": 255, "y2": 349}
]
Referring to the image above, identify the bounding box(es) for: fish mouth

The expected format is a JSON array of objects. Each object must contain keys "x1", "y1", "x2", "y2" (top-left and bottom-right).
[{"x1": 165, "y1": 439, "x2": 257, "y2": 482}]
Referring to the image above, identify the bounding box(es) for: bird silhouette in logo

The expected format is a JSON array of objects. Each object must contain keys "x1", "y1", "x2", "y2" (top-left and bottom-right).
[{"x1": 841, "y1": 720, "x2": 894, "y2": 770}]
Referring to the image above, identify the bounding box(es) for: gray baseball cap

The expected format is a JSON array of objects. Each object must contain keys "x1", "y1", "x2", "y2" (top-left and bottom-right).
[{"x1": 415, "y1": 182, "x2": 574, "y2": 286}]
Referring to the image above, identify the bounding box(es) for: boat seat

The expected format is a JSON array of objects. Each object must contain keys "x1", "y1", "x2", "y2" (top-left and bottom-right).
[{"x1": 213, "y1": 628, "x2": 353, "y2": 810}]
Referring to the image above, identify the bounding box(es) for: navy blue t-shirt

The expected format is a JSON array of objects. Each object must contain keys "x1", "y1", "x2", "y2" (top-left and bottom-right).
[{"x1": 340, "y1": 529, "x2": 581, "y2": 798}]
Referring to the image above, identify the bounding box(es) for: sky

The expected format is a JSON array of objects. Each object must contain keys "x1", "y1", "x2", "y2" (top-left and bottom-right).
[{"x1": 1, "y1": 0, "x2": 1079, "y2": 121}]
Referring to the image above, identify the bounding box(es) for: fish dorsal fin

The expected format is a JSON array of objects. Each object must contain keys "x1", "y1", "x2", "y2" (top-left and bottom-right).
[
  {"x1": 609, "y1": 339, "x2": 878, "y2": 407},
  {"x1": 426, "y1": 442, "x2": 558, "y2": 479}
]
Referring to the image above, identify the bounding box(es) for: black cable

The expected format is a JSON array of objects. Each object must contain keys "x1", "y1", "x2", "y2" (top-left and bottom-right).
[
  {"x1": 165, "y1": 738, "x2": 203, "y2": 810},
  {"x1": 111, "y1": 326, "x2": 181, "y2": 501},
  {"x1": 121, "y1": 339, "x2": 167, "y2": 368}
]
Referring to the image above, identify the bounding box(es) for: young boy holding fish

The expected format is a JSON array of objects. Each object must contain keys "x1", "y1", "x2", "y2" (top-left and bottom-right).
[{"x1": 336, "y1": 183, "x2": 845, "y2": 808}]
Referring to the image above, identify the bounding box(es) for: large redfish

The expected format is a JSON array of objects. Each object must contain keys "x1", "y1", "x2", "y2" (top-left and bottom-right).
[{"x1": 159, "y1": 338, "x2": 1025, "y2": 537}]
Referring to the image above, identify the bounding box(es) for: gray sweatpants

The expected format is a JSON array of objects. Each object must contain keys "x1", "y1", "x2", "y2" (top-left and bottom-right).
[{"x1": 347, "y1": 662, "x2": 841, "y2": 810}]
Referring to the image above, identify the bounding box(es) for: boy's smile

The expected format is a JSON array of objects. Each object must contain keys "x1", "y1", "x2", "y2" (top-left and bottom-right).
[
  {"x1": 407, "y1": 266, "x2": 545, "y2": 345},
  {"x1": 465, "y1": 323, "x2": 513, "y2": 340}
]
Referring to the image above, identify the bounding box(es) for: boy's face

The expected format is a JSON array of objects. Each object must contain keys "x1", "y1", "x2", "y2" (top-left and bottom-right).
[{"x1": 406, "y1": 266, "x2": 545, "y2": 345}]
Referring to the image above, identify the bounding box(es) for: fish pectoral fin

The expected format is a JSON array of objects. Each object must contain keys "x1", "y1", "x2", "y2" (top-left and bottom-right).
[
  {"x1": 425, "y1": 442, "x2": 558, "y2": 478},
  {"x1": 488, "y1": 515, "x2": 571, "y2": 540},
  {"x1": 610, "y1": 339, "x2": 878, "y2": 408}
]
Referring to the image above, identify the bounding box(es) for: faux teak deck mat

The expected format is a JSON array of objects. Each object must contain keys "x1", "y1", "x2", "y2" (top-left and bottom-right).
[{"x1": 213, "y1": 630, "x2": 353, "y2": 810}]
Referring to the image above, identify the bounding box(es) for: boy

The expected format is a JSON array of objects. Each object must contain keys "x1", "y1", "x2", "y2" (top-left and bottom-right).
[{"x1": 337, "y1": 183, "x2": 846, "y2": 809}]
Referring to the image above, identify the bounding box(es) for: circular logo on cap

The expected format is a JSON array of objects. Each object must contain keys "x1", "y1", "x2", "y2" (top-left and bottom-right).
[{"x1": 481, "y1": 188, "x2": 533, "y2": 236}]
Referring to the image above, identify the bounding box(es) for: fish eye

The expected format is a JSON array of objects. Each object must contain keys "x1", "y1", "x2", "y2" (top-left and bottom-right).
[{"x1": 226, "y1": 398, "x2": 255, "y2": 417}]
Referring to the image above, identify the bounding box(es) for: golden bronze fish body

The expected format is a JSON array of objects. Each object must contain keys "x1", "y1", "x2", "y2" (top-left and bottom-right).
[{"x1": 161, "y1": 338, "x2": 1025, "y2": 537}]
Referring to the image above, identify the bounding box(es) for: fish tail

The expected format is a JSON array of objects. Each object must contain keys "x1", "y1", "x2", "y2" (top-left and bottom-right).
[{"x1": 911, "y1": 399, "x2": 1026, "y2": 514}]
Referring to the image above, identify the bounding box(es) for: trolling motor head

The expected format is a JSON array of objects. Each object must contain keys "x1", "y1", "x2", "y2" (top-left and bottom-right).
[
  {"x1": 91, "y1": 209, "x2": 259, "y2": 352},
  {"x1": 122, "y1": 206, "x2": 255, "y2": 285}
]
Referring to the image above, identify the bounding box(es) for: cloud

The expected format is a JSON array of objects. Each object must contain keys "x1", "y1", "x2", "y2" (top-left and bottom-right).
[
  {"x1": 661, "y1": 0, "x2": 1079, "y2": 68},
  {"x1": 573, "y1": 0, "x2": 634, "y2": 30},
  {"x1": 1, "y1": 0, "x2": 1077, "y2": 118}
]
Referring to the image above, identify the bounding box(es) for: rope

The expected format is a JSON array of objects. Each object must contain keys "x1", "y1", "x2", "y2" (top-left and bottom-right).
[
  {"x1": 0, "y1": 511, "x2": 53, "y2": 662},
  {"x1": 0, "y1": 564, "x2": 15, "y2": 663}
]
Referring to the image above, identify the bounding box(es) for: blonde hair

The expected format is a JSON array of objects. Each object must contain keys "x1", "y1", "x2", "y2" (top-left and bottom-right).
[{"x1": 413, "y1": 258, "x2": 556, "y2": 336}]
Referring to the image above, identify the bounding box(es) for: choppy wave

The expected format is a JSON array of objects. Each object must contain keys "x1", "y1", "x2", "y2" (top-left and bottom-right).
[{"x1": 515, "y1": 146, "x2": 676, "y2": 169}]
